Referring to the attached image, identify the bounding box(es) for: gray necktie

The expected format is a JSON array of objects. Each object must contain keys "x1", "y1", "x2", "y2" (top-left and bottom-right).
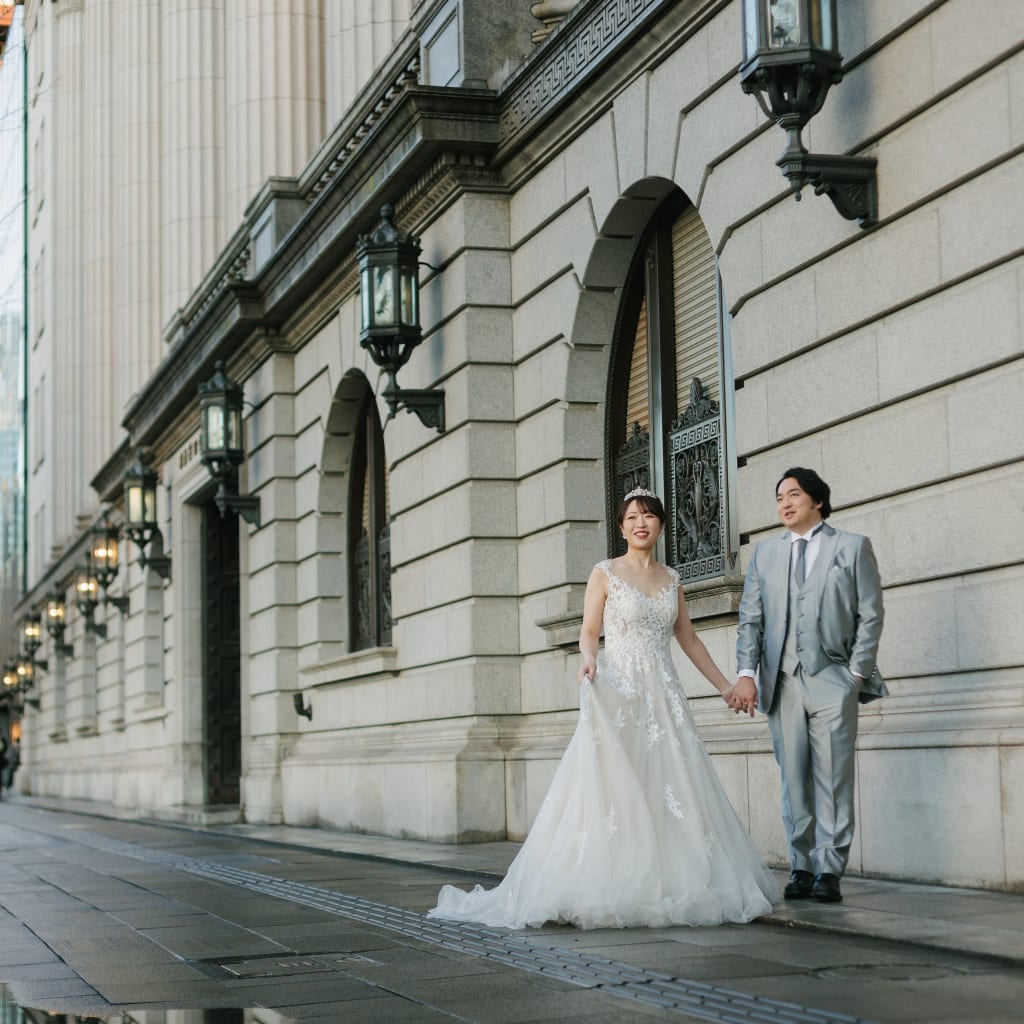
[{"x1": 794, "y1": 538, "x2": 808, "y2": 585}]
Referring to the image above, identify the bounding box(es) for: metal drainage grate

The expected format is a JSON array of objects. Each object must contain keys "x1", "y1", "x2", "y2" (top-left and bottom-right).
[{"x1": 55, "y1": 830, "x2": 881, "y2": 1024}]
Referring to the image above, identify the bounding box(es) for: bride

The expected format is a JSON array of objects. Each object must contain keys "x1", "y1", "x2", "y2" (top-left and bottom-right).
[{"x1": 430, "y1": 489, "x2": 778, "y2": 929}]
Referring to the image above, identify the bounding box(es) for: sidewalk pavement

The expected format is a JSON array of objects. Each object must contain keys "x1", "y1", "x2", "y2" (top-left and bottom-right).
[{"x1": 14, "y1": 794, "x2": 1024, "y2": 968}]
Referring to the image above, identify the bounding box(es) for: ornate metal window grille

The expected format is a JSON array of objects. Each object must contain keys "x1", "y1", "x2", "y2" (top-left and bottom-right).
[
  {"x1": 612, "y1": 422, "x2": 651, "y2": 556},
  {"x1": 668, "y1": 378, "x2": 724, "y2": 584}
]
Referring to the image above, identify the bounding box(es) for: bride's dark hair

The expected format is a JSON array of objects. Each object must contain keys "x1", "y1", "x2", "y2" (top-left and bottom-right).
[{"x1": 616, "y1": 491, "x2": 666, "y2": 528}]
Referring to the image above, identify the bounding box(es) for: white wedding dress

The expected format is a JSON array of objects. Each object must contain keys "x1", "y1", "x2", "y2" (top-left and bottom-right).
[{"x1": 430, "y1": 560, "x2": 778, "y2": 930}]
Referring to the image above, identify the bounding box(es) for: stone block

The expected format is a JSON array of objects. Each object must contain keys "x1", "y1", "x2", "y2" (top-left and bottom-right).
[
  {"x1": 613, "y1": 71, "x2": 650, "y2": 191},
  {"x1": 429, "y1": 305, "x2": 514, "y2": 374},
  {"x1": 1002, "y1": 745, "x2": 1024, "y2": 888},
  {"x1": 880, "y1": 580, "x2": 959, "y2": 678},
  {"x1": 877, "y1": 261, "x2": 1022, "y2": 403},
  {"x1": 247, "y1": 603, "x2": 299, "y2": 655},
  {"x1": 516, "y1": 461, "x2": 605, "y2": 537},
  {"x1": 948, "y1": 362, "x2": 1024, "y2": 472},
  {"x1": 246, "y1": 519, "x2": 297, "y2": 575},
  {"x1": 293, "y1": 417, "x2": 327, "y2": 477},
  {"x1": 390, "y1": 538, "x2": 519, "y2": 618},
  {"x1": 879, "y1": 60, "x2": 1015, "y2": 214},
  {"x1": 511, "y1": 273, "x2": 578, "y2": 364},
  {"x1": 509, "y1": 153, "x2": 568, "y2": 247},
  {"x1": 931, "y1": 0, "x2": 1024, "y2": 95},
  {"x1": 717, "y1": 216, "x2": 763, "y2": 312},
  {"x1": 820, "y1": 391, "x2": 950, "y2": 503},
  {"x1": 517, "y1": 524, "x2": 606, "y2": 607},
  {"x1": 515, "y1": 402, "x2": 604, "y2": 479},
  {"x1": 858, "y1": 745, "x2": 1005, "y2": 886},
  {"x1": 388, "y1": 422, "x2": 515, "y2": 513},
  {"x1": 294, "y1": 550, "x2": 343, "y2": 604},
  {"x1": 398, "y1": 596, "x2": 520, "y2": 665},
  {"x1": 511, "y1": 199, "x2": 593, "y2": 303},
  {"x1": 816, "y1": 209, "x2": 942, "y2": 340},
  {"x1": 955, "y1": 565, "x2": 1024, "y2": 670},
  {"x1": 859, "y1": 473, "x2": 1024, "y2": 585},
  {"x1": 563, "y1": 114, "x2": 617, "y2": 239},
  {"x1": 814, "y1": 19, "x2": 934, "y2": 158},
  {"x1": 730, "y1": 270, "x2": 819, "y2": 379},
  {"x1": 389, "y1": 481, "x2": 516, "y2": 567},
  {"x1": 442, "y1": 363, "x2": 514, "y2": 426},
  {"x1": 763, "y1": 333, "x2": 880, "y2": 445},
  {"x1": 740, "y1": 751, "x2": 789, "y2": 867},
  {"x1": 939, "y1": 155, "x2": 1024, "y2": 284},
  {"x1": 675, "y1": 80, "x2": 760, "y2": 213}
]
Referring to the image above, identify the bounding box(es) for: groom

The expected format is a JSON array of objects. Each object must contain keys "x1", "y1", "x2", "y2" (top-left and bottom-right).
[{"x1": 730, "y1": 468, "x2": 885, "y2": 903}]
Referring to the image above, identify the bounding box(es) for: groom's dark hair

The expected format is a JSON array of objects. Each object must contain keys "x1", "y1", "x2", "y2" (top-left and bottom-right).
[{"x1": 776, "y1": 467, "x2": 832, "y2": 519}]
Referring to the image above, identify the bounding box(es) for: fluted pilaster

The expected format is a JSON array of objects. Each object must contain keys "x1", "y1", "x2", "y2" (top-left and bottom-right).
[
  {"x1": 160, "y1": 0, "x2": 226, "y2": 326},
  {"x1": 114, "y1": 0, "x2": 162, "y2": 414},
  {"x1": 328, "y1": 0, "x2": 412, "y2": 124},
  {"x1": 224, "y1": 0, "x2": 325, "y2": 226},
  {"x1": 82, "y1": 0, "x2": 116, "y2": 492},
  {"x1": 54, "y1": 0, "x2": 84, "y2": 542}
]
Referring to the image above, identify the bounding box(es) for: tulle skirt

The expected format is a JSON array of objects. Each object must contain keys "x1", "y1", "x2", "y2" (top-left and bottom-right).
[{"x1": 430, "y1": 663, "x2": 778, "y2": 929}]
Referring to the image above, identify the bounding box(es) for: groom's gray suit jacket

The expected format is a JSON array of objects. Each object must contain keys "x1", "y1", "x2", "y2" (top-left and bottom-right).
[{"x1": 736, "y1": 522, "x2": 887, "y2": 714}]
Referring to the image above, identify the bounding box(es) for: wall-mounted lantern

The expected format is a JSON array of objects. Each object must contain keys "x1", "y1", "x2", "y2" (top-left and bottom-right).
[
  {"x1": 75, "y1": 567, "x2": 107, "y2": 640},
  {"x1": 45, "y1": 591, "x2": 74, "y2": 659},
  {"x1": 2, "y1": 658, "x2": 39, "y2": 712},
  {"x1": 89, "y1": 511, "x2": 129, "y2": 612},
  {"x1": 356, "y1": 205, "x2": 445, "y2": 432},
  {"x1": 123, "y1": 448, "x2": 172, "y2": 580},
  {"x1": 198, "y1": 361, "x2": 261, "y2": 525},
  {"x1": 739, "y1": 0, "x2": 877, "y2": 227},
  {"x1": 21, "y1": 616, "x2": 48, "y2": 672}
]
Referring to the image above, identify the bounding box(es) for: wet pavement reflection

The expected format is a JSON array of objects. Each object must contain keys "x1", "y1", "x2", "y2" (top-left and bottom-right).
[{"x1": 0, "y1": 985, "x2": 294, "y2": 1024}]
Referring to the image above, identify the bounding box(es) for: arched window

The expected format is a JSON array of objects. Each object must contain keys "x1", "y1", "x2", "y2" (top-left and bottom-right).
[
  {"x1": 606, "y1": 195, "x2": 736, "y2": 585},
  {"x1": 349, "y1": 393, "x2": 391, "y2": 650}
]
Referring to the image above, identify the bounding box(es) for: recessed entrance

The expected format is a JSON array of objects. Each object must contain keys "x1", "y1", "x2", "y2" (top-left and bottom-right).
[{"x1": 201, "y1": 503, "x2": 242, "y2": 805}]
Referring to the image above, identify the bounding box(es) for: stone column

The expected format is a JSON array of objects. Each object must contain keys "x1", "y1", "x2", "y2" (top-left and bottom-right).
[
  {"x1": 160, "y1": 0, "x2": 226, "y2": 326},
  {"x1": 82, "y1": 0, "x2": 116, "y2": 488},
  {"x1": 224, "y1": 0, "x2": 325, "y2": 227},
  {"x1": 54, "y1": 0, "x2": 84, "y2": 541},
  {"x1": 114, "y1": 0, "x2": 163, "y2": 416},
  {"x1": 327, "y1": 0, "x2": 412, "y2": 123}
]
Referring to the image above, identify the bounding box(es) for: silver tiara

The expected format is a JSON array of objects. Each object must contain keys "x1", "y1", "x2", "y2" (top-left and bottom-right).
[{"x1": 623, "y1": 487, "x2": 656, "y2": 502}]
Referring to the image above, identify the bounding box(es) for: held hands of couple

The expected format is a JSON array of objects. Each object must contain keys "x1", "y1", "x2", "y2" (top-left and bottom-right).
[{"x1": 729, "y1": 677, "x2": 758, "y2": 718}]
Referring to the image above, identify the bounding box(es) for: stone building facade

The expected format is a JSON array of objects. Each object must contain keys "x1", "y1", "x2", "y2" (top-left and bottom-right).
[{"x1": 16, "y1": 0, "x2": 1024, "y2": 891}]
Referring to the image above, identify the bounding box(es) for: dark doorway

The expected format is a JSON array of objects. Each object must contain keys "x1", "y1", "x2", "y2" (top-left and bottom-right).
[{"x1": 201, "y1": 503, "x2": 242, "y2": 805}]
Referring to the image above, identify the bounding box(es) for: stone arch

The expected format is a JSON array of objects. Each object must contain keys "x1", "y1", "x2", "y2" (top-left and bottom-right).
[
  {"x1": 314, "y1": 370, "x2": 377, "y2": 655},
  {"x1": 563, "y1": 177, "x2": 696, "y2": 506}
]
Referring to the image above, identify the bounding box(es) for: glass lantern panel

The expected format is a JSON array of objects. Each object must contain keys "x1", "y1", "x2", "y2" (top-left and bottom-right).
[
  {"x1": 818, "y1": 0, "x2": 835, "y2": 51},
  {"x1": 227, "y1": 407, "x2": 242, "y2": 450},
  {"x1": 768, "y1": 0, "x2": 800, "y2": 48},
  {"x1": 127, "y1": 484, "x2": 144, "y2": 526},
  {"x1": 47, "y1": 601, "x2": 65, "y2": 625},
  {"x1": 361, "y1": 267, "x2": 372, "y2": 332},
  {"x1": 399, "y1": 268, "x2": 417, "y2": 326},
  {"x1": 742, "y1": 0, "x2": 761, "y2": 59},
  {"x1": 205, "y1": 404, "x2": 226, "y2": 451},
  {"x1": 144, "y1": 485, "x2": 157, "y2": 524},
  {"x1": 373, "y1": 265, "x2": 396, "y2": 326}
]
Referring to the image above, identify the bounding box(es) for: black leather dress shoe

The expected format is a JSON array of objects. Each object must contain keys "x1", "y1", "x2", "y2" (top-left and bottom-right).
[
  {"x1": 783, "y1": 870, "x2": 814, "y2": 899},
  {"x1": 811, "y1": 873, "x2": 842, "y2": 902}
]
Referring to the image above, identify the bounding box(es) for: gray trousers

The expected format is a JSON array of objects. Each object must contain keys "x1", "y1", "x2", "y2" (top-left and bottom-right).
[{"x1": 768, "y1": 663, "x2": 860, "y2": 877}]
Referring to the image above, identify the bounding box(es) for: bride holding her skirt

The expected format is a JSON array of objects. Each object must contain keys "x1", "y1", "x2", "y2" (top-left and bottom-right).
[{"x1": 430, "y1": 489, "x2": 777, "y2": 930}]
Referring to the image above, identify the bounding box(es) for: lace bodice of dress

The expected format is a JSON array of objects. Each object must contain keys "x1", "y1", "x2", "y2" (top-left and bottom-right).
[{"x1": 597, "y1": 559, "x2": 679, "y2": 680}]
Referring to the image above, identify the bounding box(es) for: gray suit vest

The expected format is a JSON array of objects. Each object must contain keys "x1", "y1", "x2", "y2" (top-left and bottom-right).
[{"x1": 781, "y1": 544, "x2": 829, "y2": 676}]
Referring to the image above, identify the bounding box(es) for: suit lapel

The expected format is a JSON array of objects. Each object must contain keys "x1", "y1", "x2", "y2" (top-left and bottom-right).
[{"x1": 811, "y1": 522, "x2": 839, "y2": 614}]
